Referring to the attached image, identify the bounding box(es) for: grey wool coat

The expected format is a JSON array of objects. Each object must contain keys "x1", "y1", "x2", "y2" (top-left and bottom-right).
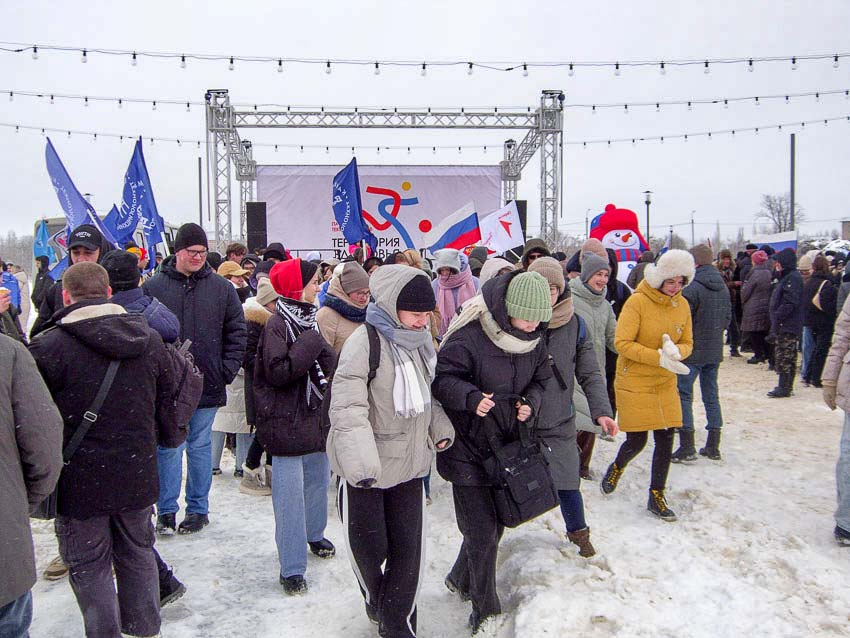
[
  {"x1": 328, "y1": 266, "x2": 454, "y2": 489},
  {"x1": 0, "y1": 335, "x2": 63, "y2": 607},
  {"x1": 537, "y1": 298, "x2": 613, "y2": 490}
]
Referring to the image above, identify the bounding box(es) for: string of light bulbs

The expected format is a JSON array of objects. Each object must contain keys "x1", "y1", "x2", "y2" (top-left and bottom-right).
[
  {"x1": 3, "y1": 87, "x2": 850, "y2": 113},
  {"x1": 2, "y1": 115, "x2": 848, "y2": 150},
  {"x1": 3, "y1": 41, "x2": 848, "y2": 75}
]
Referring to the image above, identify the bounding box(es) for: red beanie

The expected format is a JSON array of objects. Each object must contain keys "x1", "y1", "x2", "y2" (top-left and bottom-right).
[
  {"x1": 270, "y1": 259, "x2": 307, "y2": 300},
  {"x1": 751, "y1": 250, "x2": 768, "y2": 265}
]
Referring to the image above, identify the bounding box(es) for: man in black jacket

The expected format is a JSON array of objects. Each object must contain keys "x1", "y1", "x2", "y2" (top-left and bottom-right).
[
  {"x1": 29, "y1": 262, "x2": 185, "y2": 638},
  {"x1": 768, "y1": 248, "x2": 805, "y2": 398},
  {"x1": 673, "y1": 245, "x2": 732, "y2": 462},
  {"x1": 144, "y1": 223, "x2": 246, "y2": 535}
]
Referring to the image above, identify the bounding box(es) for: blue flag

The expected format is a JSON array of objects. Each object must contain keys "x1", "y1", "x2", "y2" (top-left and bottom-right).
[
  {"x1": 33, "y1": 219, "x2": 57, "y2": 265},
  {"x1": 125, "y1": 140, "x2": 166, "y2": 271},
  {"x1": 45, "y1": 138, "x2": 118, "y2": 249},
  {"x1": 332, "y1": 158, "x2": 376, "y2": 251},
  {"x1": 48, "y1": 255, "x2": 70, "y2": 282}
]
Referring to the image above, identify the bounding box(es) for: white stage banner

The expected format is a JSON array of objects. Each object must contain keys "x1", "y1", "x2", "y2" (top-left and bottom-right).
[{"x1": 256, "y1": 164, "x2": 501, "y2": 258}]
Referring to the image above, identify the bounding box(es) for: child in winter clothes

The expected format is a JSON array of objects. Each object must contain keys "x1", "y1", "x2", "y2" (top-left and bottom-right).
[
  {"x1": 601, "y1": 249, "x2": 695, "y2": 521},
  {"x1": 432, "y1": 271, "x2": 553, "y2": 633},
  {"x1": 253, "y1": 259, "x2": 337, "y2": 595},
  {"x1": 529, "y1": 258, "x2": 617, "y2": 557},
  {"x1": 328, "y1": 265, "x2": 454, "y2": 638}
]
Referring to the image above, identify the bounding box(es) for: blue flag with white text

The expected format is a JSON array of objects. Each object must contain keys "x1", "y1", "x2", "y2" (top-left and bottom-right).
[
  {"x1": 120, "y1": 139, "x2": 166, "y2": 271},
  {"x1": 332, "y1": 158, "x2": 376, "y2": 251},
  {"x1": 33, "y1": 219, "x2": 57, "y2": 264}
]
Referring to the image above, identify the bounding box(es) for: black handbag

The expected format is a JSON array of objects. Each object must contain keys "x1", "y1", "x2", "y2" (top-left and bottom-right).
[
  {"x1": 483, "y1": 404, "x2": 559, "y2": 528},
  {"x1": 32, "y1": 360, "x2": 121, "y2": 520}
]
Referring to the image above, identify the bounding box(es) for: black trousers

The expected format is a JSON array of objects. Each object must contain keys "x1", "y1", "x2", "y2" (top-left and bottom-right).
[
  {"x1": 809, "y1": 327, "x2": 834, "y2": 384},
  {"x1": 747, "y1": 330, "x2": 769, "y2": 360},
  {"x1": 448, "y1": 484, "x2": 504, "y2": 620},
  {"x1": 339, "y1": 478, "x2": 424, "y2": 638},
  {"x1": 614, "y1": 429, "x2": 675, "y2": 491}
]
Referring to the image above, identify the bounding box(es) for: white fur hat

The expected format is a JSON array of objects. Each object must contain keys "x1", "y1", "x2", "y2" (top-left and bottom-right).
[{"x1": 643, "y1": 249, "x2": 696, "y2": 289}]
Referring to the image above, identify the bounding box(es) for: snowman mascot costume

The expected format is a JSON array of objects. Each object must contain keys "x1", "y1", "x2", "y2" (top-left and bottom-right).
[{"x1": 589, "y1": 203, "x2": 650, "y2": 286}]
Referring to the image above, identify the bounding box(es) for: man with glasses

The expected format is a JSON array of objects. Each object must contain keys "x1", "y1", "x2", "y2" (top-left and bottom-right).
[
  {"x1": 144, "y1": 223, "x2": 246, "y2": 535},
  {"x1": 520, "y1": 238, "x2": 552, "y2": 271}
]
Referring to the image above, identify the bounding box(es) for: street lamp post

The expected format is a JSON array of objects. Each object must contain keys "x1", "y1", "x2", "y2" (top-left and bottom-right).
[
  {"x1": 643, "y1": 190, "x2": 652, "y2": 242},
  {"x1": 691, "y1": 210, "x2": 696, "y2": 247}
]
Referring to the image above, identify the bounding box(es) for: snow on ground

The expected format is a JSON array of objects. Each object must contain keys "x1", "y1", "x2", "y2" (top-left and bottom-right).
[{"x1": 29, "y1": 355, "x2": 850, "y2": 637}]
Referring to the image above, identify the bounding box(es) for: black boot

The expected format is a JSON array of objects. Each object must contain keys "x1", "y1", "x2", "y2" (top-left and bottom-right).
[
  {"x1": 671, "y1": 430, "x2": 698, "y2": 464},
  {"x1": 699, "y1": 430, "x2": 722, "y2": 460},
  {"x1": 600, "y1": 463, "x2": 624, "y2": 495},
  {"x1": 308, "y1": 538, "x2": 336, "y2": 558},
  {"x1": 647, "y1": 489, "x2": 677, "y2": 521},
  {"x1": 730, "y1": 347, "x2": 742, "y2": 358},
  {"x1": 767, "y1": 373, "x2": 792, "y2": 398},
  {"x1": 177, "y1": 513, "x2": 209, "y2": 535}
]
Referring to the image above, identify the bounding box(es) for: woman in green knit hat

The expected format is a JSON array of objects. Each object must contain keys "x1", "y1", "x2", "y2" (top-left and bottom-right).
[{"x1": 432, "y1": 270, "x2": 553, "y2": 634}]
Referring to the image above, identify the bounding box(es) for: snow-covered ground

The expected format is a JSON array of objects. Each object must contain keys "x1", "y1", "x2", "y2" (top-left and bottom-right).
[{"x1": 29, "y1": 355, "x2": 850, "y2": 637}]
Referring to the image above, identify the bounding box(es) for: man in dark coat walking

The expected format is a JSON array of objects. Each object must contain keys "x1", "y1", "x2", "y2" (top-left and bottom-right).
[
  {"x1": 144, "y1": 223, "x2": 246, "y2": 535},
  {"x1": 673, "y1": 245, "x2": 732, "y2": 462},
  {"x1": 768, "y1": 248, "x2": 805, "y2": 397},
  {"x1": 29, "y1": 262, "x2": 185, "y2": 638}
]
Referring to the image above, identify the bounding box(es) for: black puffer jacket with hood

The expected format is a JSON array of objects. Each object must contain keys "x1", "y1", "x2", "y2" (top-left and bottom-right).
[
  {"x1": 432, "y1": 270, "x2": 552, "y2": 486},
  {"x1": 682, "y1": 264, "x2": 732, "y2": 365}
]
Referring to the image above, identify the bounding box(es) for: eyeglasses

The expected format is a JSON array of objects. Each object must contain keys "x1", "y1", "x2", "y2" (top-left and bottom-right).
[
  {"x1": 527, "y1": 253, "x2": 543, "y2": 262},
  {"x1": 184, "y1": 248, "x2": 208, "y2": 258}
]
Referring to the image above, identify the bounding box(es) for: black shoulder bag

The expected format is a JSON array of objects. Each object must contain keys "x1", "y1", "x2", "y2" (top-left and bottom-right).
[{"x1": 32, "y1": 360, "x2": 122, "y2": 520}]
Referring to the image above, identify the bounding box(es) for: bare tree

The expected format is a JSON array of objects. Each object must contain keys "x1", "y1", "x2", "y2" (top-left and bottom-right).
[
  {"x1": 755, "y1": 193, "x2": 804, "y2": 233},
  {"x1": 649, "y1": 232, "x2": 688, "y2": 253}
]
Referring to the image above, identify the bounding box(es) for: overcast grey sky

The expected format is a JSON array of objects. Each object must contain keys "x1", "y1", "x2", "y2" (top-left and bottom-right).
[{"x1": 1, "y1": 0, "x2": 848, "y2": 244}]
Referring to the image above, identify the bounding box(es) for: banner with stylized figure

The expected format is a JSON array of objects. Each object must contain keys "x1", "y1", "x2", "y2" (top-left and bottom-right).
[{"x1": 590, "y1": 203, "x2": 649, "y2": 284}]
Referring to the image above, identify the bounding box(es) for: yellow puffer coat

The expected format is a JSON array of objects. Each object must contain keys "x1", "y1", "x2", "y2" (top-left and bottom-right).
[{"x1": 614, "y1": 279, "x2": 694, "y2": 431}]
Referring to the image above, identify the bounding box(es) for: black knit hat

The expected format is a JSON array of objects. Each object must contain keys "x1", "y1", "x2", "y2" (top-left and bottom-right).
[
  {"x1": 173, "y1": 223, "x2": 208, "y2": 253},
  {"x1": 101, "y1": 250, "x2": 140, "y2": 292},
  {"x1": 396, "y1": 274, "x2": 436, "y2": 312},
  {"x1": 300, "y1": 259, "x2": 319, "y2": 287}
]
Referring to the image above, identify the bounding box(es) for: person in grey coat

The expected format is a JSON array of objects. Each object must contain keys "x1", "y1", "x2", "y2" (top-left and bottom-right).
[
  {"x1": 328, "y1": 265, "x2": 454, "y2": 637},
  {"x1": 529, "y1": 258, "x2": 617, "y2": 558},
  {"x1": 0, "y1": 334, "x2": 63, "y2": 637},
  {"x1": 673, "y1": 245, "x2": 732, "y2": 462},
  {"x1": 740, "y1": 251, "x2": 773, "y2": 364}
]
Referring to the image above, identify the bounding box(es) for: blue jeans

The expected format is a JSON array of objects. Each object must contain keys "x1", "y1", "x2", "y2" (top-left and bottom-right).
[
  {"x1": 272, "y1": 452, "x2": 330, "y2": 578},
  {"x1": 157, "y1": 407, "x2": 218, "y2": 516},
  {"x1": 677, "y1": 362, "x2": 723, "y2": 432},
  {"x1": 557, "y1": 489, "x2": 587, "y2": 533},
  {"x1": 211, "y1": 431, "x2": 254, "y2": 472},
  {"x1": 837, "y1": 412, "x2": 850, "y2": 533},
  {"x1": 0, "y1": 591, "x2": 31, "y2": 638},
  {"x1": 801, "y1": 327, "x2": 815, "y2": 380}
]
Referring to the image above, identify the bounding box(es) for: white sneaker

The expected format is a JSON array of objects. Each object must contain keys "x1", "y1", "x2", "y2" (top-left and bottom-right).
[{"x1": 239, "y1": 463, "x2": 271, "y2": 496}]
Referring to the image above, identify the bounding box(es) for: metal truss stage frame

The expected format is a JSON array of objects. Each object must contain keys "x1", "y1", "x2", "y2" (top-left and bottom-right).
[{"x1": 205, "y1": 89, "x2": 564, "y2": 248}]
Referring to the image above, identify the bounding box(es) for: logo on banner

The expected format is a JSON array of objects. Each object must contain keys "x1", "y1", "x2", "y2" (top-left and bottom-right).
[{"x1": 354, "y1": 180, "x2": 434, "y2": 250}]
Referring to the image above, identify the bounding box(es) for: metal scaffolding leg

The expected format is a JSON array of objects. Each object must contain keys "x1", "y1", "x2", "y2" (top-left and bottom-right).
[
  {"x1": 206, "y1": 91, "x2": 234, "y2": 245},
  {"x1": 538, "y1": 91, "x2": 564, "y2": 246},
  {"x1": 501, "y1": 139, "x2": 518, "y2": 205}
]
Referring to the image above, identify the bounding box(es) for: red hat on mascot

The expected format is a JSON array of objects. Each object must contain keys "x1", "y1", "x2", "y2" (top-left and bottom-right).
[{"x1": 589, "y1": 203, "x2": 649, "y2": 252}]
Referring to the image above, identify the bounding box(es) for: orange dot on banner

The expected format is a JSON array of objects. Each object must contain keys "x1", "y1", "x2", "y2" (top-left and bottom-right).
[
  {"x1": 401, "y1": 181, "x2": 412, "y2": 191},
  {"x1": 418, "y1": 219, "x2": 432, "y2": 233}
]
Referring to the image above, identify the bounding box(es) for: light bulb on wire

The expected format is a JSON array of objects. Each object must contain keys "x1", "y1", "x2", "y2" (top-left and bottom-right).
[
  {"x1": 325, "y1": 61, "x2": 331, "y2": 74},
  {"x1": 81, "y1": 49, "x2": 87, "y2": 63},
  {"x1": 180, "y1": 55, "x2": 186, "y2": 69},
  {"x1": 467, "y1": 62, "x2": 473, "y2": 76},
  {"x1": 374, "y1": 62, "x2": 380, "y2": 75},
  {"x1": 31, "y1": 46, "x2": 38, "y2": 60},
  {"x1": 131, "y1": 52, "x2": 138, "y2": 66},
  {"x1": 277, "y1": 59, "x2": 283, "y2": 73},
  {"x1": 229, "y1": 57, "x2": 235, "y2": 71},
  {"x1": 421, "y1": 63, "x2": 426, "y2": 77},
  {"x1": 659, "y1": 61, "x2": 666, "y2": 75}
]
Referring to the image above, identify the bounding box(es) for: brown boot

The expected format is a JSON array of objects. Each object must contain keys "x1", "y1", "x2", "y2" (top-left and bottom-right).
[{"x1": 566, "y1": 527, "x2": 596, "y2": 557}]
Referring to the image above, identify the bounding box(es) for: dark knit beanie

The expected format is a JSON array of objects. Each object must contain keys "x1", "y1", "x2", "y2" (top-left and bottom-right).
[
  {"x1": 300, "y1": 259, "x2": 319, "y2": 288},
  {"x1": 396, "y1": 274, "x2": 436, "y2": 312},
  {"x1": 101, "y1": 250, "x2": 140, "y2": 292},
  {"x1": 173, "y1": 223, "x2": 208, "y2": 253}
]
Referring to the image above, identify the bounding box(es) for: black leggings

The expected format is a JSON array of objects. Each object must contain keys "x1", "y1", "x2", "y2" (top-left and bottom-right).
[{"x1": 614, "y1": 429, "x2": 675, "y2": 491}]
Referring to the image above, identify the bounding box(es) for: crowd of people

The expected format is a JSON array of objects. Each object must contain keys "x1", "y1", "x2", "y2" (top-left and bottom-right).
[{"x1": 2, "y1": 223, "x2": 849, "y2": 638}]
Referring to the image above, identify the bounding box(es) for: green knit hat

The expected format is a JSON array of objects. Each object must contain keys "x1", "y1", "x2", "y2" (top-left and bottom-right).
[{"x1": 504, "y1": 272, "x2": 552, "y2": 323}]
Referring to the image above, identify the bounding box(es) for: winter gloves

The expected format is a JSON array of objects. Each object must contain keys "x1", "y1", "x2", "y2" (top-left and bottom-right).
[
  {"x1": 823, "y1": 380, "x2": 837, "y2": 410},
  {"x1": 658, "y1": 333, "x2": 690, "y2": 375}
]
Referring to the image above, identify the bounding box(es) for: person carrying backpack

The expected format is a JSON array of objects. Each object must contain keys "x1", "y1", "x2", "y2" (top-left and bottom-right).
[{"x1": 328, "y1": 265, "x2": 454, "y2": 637}]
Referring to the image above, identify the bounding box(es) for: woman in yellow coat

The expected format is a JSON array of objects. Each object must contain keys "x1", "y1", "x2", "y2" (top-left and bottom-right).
[{"x1": 600, "y1": 249, "x2": 695, "y2": 521}]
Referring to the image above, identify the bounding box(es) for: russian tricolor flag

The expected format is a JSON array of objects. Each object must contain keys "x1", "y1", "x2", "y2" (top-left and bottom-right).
[{"x1": 422, "y1": 202, "x2": 481, "y2": 253}]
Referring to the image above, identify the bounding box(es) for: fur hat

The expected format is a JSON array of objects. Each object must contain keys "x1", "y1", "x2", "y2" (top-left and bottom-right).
[
  {"x1": 690, "y1": 244, "x2": 714, "y2": 267},
  {"x1": 751, "y1": 250, "x2": 769, "y2": 265},
  {"x1": 643, "y1": 249, "x2": 696, "y2": 289},
  {"x1": 718, "y1": 248, "x2": 733, "y2": 260},
  {"x1": 255, "y1": 278, "x2": 280, "y2": 306},
  {"x1": 528, "y1": 256, "x2": 565, "y2": 294},
  {"x1": 580, "y1": 252, "x2": 611, "y2": 283},
  {"x1": 505, "y1": 272, "x2": 552, "y2": 323},
  {"x1": 433, "y1": 248, "x2": 461, "y2": 274},
  {"x1": 580, "y1": 238, "x2": 608, "y2": 260},
  {"x1": 796, "y1": 253, "x2": 812, "y2": 271},
  {"x1": 520, "y1": 238, "x2": 551, "y2": 269}
]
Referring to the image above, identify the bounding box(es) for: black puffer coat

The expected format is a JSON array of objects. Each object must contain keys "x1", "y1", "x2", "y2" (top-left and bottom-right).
[
  {"x1": 144, "y1": 256, "x2": 246, "y2": 408},
  {"x1": 432, "y1": 270, "x2": 552, "y2": 486},
  {"x1": 803, "y1": 272, "x2": 838, "y2": 332},
  {"x1": 253, "y1": 306, "x2": 336, "y2": 457},
  {"x1": 681, "y1": 265, "x2": 732, "y2": 365},
  {"x1": 770, "y1": 251, "x2": 805, "y2": 337},
  {"x1": 29, "y1": 300, "x2": 184, "y2": 519},
  {"x1": 741, "y1": 262, "x2": 772, "y2": 332}
]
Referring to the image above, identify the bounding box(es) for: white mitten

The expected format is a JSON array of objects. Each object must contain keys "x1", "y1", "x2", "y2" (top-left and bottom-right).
[
  {"x1": 658, "y1": 349, "x2": 690, "y2": 375},
  {"x1": 661, "y1": 334, "x2": 682, "y2": 361}
]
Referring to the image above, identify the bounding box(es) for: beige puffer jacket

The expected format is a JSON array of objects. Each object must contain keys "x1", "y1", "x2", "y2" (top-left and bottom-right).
[
  {"x1": 327, "y1": 265, "x2": 454, "y2": 489},
  {"x1": 823, "y1": 296, "x2": 850, "y2": 411}
]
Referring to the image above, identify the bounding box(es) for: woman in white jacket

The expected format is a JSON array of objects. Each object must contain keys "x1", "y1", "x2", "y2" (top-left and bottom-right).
[{"x1": 328, "y1": 265, "x2": 454, "y2": 638}]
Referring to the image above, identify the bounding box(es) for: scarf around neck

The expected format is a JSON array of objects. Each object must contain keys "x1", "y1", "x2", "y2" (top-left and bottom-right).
[
  {"x1": 548, "y1": 296, "x2": 575, "y2": 330},
  {"x1": 323, "y1": 293, "x2": 367, "y2": 323},
  {"x1": 366, "y1": 303, "x2": 436, "y2": 418},
  {"x1": 436, "y1": 267, "x2": 477, "y2": 335},
  {"x1": 442, "y1": 295, "x2": 540, "y2": 354},
  {"x1": 275, "y1": 297, "x2": 327, "y2": 406}
]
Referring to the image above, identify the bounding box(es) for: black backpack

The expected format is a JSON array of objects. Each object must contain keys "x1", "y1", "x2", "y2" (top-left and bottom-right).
[
  {"x1": 320, "y1": 323, "x2": 380, "y2": 441},
  {"x1": 162, "y1": 338, "x2": 204, "y2": 429}
]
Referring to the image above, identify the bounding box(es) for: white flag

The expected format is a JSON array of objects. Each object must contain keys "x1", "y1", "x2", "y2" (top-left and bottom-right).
[{"x1": 478, "y1": 201, "x2": 525, "y2": 255}]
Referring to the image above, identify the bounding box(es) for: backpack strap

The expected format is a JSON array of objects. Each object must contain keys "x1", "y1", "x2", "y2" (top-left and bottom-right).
[
  {"x1": 62, "y1": 360, "x2": 121, "y2": 465},
  {"x1": 364, "y1": 323, "x2": 381, "y2": 387}
]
